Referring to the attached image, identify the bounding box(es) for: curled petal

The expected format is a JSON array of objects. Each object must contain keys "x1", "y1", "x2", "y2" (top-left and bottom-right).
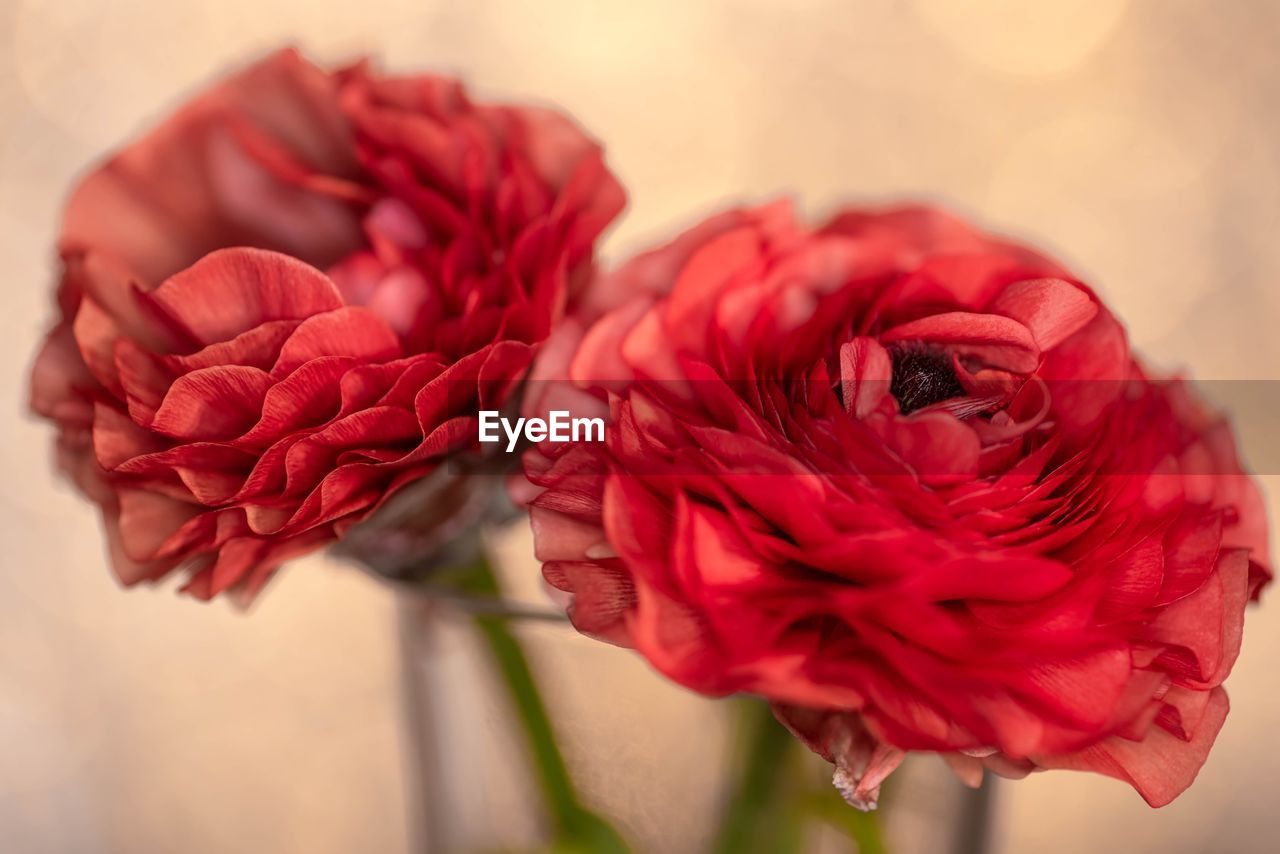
[{"x1": 773, "y1": 705, "x2": 906, "y2": 810}]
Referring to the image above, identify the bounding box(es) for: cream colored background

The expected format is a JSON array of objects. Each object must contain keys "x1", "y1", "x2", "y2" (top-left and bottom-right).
[{"x1": 3, "y1": 1, "x2": 1279, "y2": 852}]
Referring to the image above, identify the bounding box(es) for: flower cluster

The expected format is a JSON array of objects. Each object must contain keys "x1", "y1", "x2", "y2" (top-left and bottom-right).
[{"x1": 29, "y1": 50, "x2": 1269, "y2": 807}]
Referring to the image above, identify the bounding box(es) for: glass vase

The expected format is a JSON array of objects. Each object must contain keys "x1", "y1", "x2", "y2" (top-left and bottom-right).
[{"x1": 395, "y1": 590, "x2": 994, "y2": 854}]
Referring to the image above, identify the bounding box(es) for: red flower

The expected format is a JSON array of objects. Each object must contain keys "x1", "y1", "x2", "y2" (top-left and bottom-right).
[
  {"x1": 29, "y1": 49, "x2": 624, "y2": 600},
  {"x1": 522, "y1": 200, "x2": 1271, "y2": 807}
]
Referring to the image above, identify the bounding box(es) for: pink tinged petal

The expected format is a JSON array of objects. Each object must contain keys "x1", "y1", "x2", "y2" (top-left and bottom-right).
[
  {"x1": 674, "y1": 358, "x2": 769, "y2": 442},
  {"x1": 834, "y1": 744, "x2": 905, "y2": 811},
  {"x1": 626, "y1": 575, "x2": 728, "y2": 692},
  {"x1": 1035, "y1": 687, "x2": 1229, "y2": 807},
  {"x1": 116, "y1": 488, "x2": 204, "y2": 563},
  {"x1": 236, "y1": 357, "x2": 348, "y2": 446},
  {"x1": 530, "y1": 504, "x2": 606, "y2": 561},
  {"x1": 1155, "y1": 685, "x2": 1214, "y2": 741},
  {"x1": 166, "y1": 319, "x2": 301, "y2": 373},
  {"x1": 552, "y1": 149, "x2": 628, "y2": 269},
  {"x1": 859, "y1": 676, "x2": 958, "y2": 748},
  {"x1": 1015, "y1": 648, "x2": 1132, "y2": 731},
  {"x1": 747, "y1": 652, "x2": 865, "y2": 710},
  {"x1": 73, "y1": 295, "x2": 127, "y2": 392},
  {"x1": 178, "y1": 534, "x2": 308, "y2": 601},
  {"x1": 860, "y1": 254, "x2": 1016, "y2": 323},
  {"x1": 1196, "y1": 421, "x2": 1271, "y2": 582},
  {"x1": 175, "y1": 470, "x2": 248, "y2": 506},
  {"x1": 614, "y1": 388, "x2": 689, "y2": 450},
  {"x1": 347, "y1": 107, "x2": 470, "y2": 199},
  {"x1": 966, "y1": 694, "x2": 1048, "y2": 758},
  {"x1": 1144, "y1": 549, "x2": 1249, "y2": 688},
  {"x1": 569, "y1": 297, "x2": 653, "y2": 389},
  {"x1": 679, "y1": 435, "x2": 834, "y2": 543},
  {"x1": 242, "y1": 502, "x2": 295, "y2": 537},
  {"x1": 205, "y1": 128, "x2": 364, "y2": 264},
  {"x1": 181, "y1": 545, "x2": 257, "y2": 600},
  {"x1": 913, "y1": 553, "x2": 1072, "y2": 602},
  {"x1": 602, "y1": 474, "x2": 676, "y2": 581},
  {"x1": 509, "y1": 470, "x2": 545, "y2": 509},
  {"x1": 283, "y1": 464, "x2": 384, "y2": 533},
  {"x1": 1155, "y1": 511, "x2": 1224, "y2": 606},
  {"x1": 794, "y1": 531, "x2": 920, "y2": 583},
  {"x1": 404, "y1": 356, "x2": 478, "y2": 434},
  {"x1": 60, "y1": 49, "x2": 361, "y2": 285},
  {"x1": 327, "y1": 250, "x2": 391, "y2": 306},
  {"x1": 879, "y1": 311, "x2": 1041, "y2": 374},
  {"x1": 1177, "y1": 439, "x2": 1219, "y2": 505},
  {"x1": 987, "y1": 278, "x2": 1098, "y2": 352},
  {"x1": 666, "y1": 227, "x2": 768, "y2": 349},
  {"x1": 506, "y1": 103, "x2": 598, "y2": 192},
  {"x1": 525, "y1": 317, "x2": 586, "y2": 402},
  {"x1": 146, "y1": 248, "x2": 343, "y2": 345},
  {"x1": 97, "y1": 486, "x2": 186, "y2": 586},
  {"x1": 270, "y1": 307, "x2": 401, "y2": 377},
  {"x1": 542, "y1": 560, "x2": 636, "y2": 644},
  {"x1": 474, "y1": 340, "x2": 535, "y2": 410},
  {"x1": 527, "y1": 448, "x2": 600, "y2": 508},
  {"x1": 150, "y1": 365, "x2": 274, "y2": 440},
  {"x1": 73, "y1": 253, "x2": 185, "y2": 350},
  {"x1": 772, "y1": 706, "x2": 906, "y2": 811},
  {"x1": 712, "y1": 280, "x2": 774, "y2": 349},
  {"x1": 674, "y1": 493, "x2": 763, "y2": 588},
  {"x1": 223, "y1": 114, "x2": 370, "y2": 204},
  {"x1": 224, "y1": 465, "x2": 301, "y2": 510},
  {"x1": 365, "y1": 196, "x2": 430, "y2": 250},
  {"x1": 361, "y1": 355, "x2": 444, "y2": 412},
  {"x1": 63, "y1": 257, "x2": 187, "y2": 394},
  {"x1": 1111, "y1": 674, "x2": 1169, "y2": 740},
  {"x1": 1139, "y1": 458, "x2": 1185, "y2": 517},
  {"x1": 980, "y1": 753, "x2": 1037, "y2": 780},
  {"x1": 113, "y1": 338, "x2": 172, "y2": 423},
  {"x1": 366, "y1": 268, "x2": 433, "y2": 338},
  {"x1": 277, "y1": 406, "x2": 420, "y2": 495},
  {"x1": 767, "y1": 235, "x2": 871, "y2": 298},
  {"x1": 112, "y1": 443, "x2": 254, "y2": 500},
  {"x1": 218, "y1": 49, "x2": 358, "y2": 162},
  {"x1": 91, "y1": 402, "x2": 166, "y2": 470},
  {"x1": 1097, "y1": 539, "x2": 1165, "y2": 621},
  {"x1": 579, "y1": 200, "x2": 793, "y2": 317},
  {"x1": 103, "y1": 529, "x2": 174, "y2": 586},
  {"x1": 620, "y1": 308, "x2": 688, "y2": 386},
  {"x1": 30, "y1": 322, "x2": 97, "y2": 423},
  {"x1": 882, "y1": 410, "x2": 980, "y2": 484},
  {"x1": 839, "y1": 337, "x2": 892, "y2": 418},
  {"x1": 822, "y1": 205, "x2": 986, "y2": 250},
  {"x1": 1039, "y1": 309, "x2": 1131, "y2": 436},
  {"x1": 943, "y1": 753, "x2": 986, "y2": 788}
]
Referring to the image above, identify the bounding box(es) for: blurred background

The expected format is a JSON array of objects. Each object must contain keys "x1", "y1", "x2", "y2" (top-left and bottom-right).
[{"x1": 2, "y1": 0, "x2": 1278, "y2": 851}]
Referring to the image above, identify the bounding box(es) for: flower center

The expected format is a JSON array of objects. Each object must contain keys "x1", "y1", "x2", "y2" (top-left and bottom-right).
[{"x1": 888, "y1": 343, "x2": 965, "y2": 414}]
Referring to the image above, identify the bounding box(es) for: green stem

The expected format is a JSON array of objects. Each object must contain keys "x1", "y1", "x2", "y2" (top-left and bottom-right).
[
  {"x1": 711, "y1": 700, "x2": 805, "y2": 854},
  {"x1": 465, "y1": 553, "x2": 630, "y2": 853},
  {"x1": 803, "y1": 788, "x2": 889, "y2": 854}
]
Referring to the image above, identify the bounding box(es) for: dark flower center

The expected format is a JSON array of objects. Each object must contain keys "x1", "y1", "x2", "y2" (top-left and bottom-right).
[{"x1": 888, "y1": 343, "x2": 965, "y2": 414}]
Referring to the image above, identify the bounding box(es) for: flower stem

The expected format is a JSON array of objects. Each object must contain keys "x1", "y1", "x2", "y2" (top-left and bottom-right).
[
  {"x1": 802, "y1": 787, "x2": 889, "y2": 854},
  {"x1": 711, "y1": 700, "x2": 805, "y2": 854},
  {"x1": 464, "y1": 553, "x2": 630, "y2": 853}
]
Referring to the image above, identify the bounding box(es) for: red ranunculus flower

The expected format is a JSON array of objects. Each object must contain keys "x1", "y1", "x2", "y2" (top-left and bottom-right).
[
  {"x1": 522, "y1": 200, "x2": 1271, "y2": 807},
  {"x1": 29, "y1": 49, "x2": 624, "y2": 600}
]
